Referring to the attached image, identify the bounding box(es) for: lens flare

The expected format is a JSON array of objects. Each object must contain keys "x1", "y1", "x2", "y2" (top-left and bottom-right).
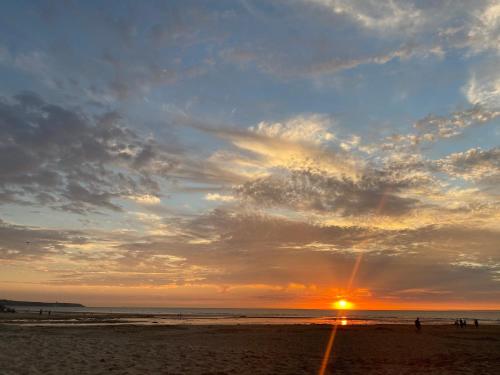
[{"x1": 319, "y1": 188, "x2": 391, "y2": 375}]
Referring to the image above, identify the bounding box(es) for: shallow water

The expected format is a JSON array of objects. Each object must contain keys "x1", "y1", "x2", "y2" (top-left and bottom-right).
[{"x1": 8, "y1": 306, "x2": 500, "y2": 326}]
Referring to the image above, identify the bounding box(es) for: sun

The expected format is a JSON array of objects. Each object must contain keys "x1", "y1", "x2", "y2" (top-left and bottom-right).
[{"x1": 331, "y1": 299, "x2": 353, "y2": 310}]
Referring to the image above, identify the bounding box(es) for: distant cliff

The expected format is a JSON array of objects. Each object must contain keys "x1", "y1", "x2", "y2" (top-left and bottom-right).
[{"x1": 0, "y1": 299, "x2": 85, "y2": 307}]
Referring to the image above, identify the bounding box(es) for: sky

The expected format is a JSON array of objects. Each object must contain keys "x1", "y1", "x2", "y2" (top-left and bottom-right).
[{"x1": 0, "y1": 0, "x2": 499, "y2": 309}]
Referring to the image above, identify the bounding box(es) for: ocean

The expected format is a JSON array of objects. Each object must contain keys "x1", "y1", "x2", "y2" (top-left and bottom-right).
[{"x1": 10, "y1": 306, "x2": 500, "y2": 326}]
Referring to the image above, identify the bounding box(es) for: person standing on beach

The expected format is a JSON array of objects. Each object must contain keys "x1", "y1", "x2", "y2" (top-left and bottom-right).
[
  {"x1": 454, "y1": 319, "x2": 459, "y2": 327},
  {"x1": 415, "y1": 317, "x2": 421, "y2": 331},
  {"x1": 474, "y1": 319, "x2": 479, "y2": 328}
]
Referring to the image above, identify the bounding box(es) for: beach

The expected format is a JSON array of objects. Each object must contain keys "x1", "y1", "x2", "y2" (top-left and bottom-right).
[{"x1": 1, "y1": 313, "x2": 499, "y2": 374}]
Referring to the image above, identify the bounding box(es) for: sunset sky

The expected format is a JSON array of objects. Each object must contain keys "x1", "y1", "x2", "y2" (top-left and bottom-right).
[{"x1": 0, "y1": 0, "x2": 499, "y2": 309}]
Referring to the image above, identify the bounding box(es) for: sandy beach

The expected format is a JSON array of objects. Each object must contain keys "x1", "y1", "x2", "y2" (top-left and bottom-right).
[{"x1": 1, "y1": 313, "x2": 499, "y2": 374}]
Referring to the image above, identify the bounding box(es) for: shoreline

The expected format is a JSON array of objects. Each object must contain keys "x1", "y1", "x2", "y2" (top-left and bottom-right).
[{"x1": 1, "y1": 310, "x2": 498, "y2": 327}]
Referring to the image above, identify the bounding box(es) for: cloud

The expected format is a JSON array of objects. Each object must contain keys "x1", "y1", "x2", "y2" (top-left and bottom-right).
[
  {"x1": 380, "y1": 56, "x2": 500, "y2": 150},
  {"x1": 128, "y1": 194, "x2": 161, "y2": 205},
  {"x1": 64, "y1": 211, "x2": 500, "y2": 301},
  {"x1": 186, "y1": 114, "x2": 361, "y2": 180},
  {"x1": 2, "y1": 0, "x2": 495, "y2": 101},
  {"x1": 413, "y1": 105, "x2": 500, "y2": 141},
  {"x1": 205, "y1": 193, "x2": 235, "y2": 202},
  {"x1": 0, "y1": 92, "x2": 179, "y2": 212},
  {"x1": 465, "y1": 62, "x2": 500, "y2": 109},
  {"x1": 0, "y1": 0, "x2": 496, "y2": 103},
  {"x1": 305, "y1": 0, "x2": 423, "y2": 33},
  {"x1": 249, "y1": 114, "x2": 335, "y2": 144},
  {"x1": 225, "y1": 0, "x2": 498, "y2": 80},
  {"x1": 179, "y1": 110, "x2": 496, "y2": 230},
  {"x1": 237, "y1": 168, "x2": 420, "y2": 217},
  {"x1": 215, "y1": 1, "x2": 451, "y2": 81},
  {"x1": 435, "y1": 147, "x2": 500, "y2": 182},
  {"x1": 0, "y1": 219, "x2": 86, "y2": 261},
  {"x1": 0, "y1": 2, "x2": 220, "y2": 103},
  {"x1": 2, "y1": 208, "x2": 499, "y2": 306},
  {"x1": 466, "y1": 1, "x2": 500, "y2": 54},
  {"x1": 223, "y1": 38, "x2": 445, "y2": 80},
  {"x1": 306, "y1": 0, "x2": 500, "y2": 56}
]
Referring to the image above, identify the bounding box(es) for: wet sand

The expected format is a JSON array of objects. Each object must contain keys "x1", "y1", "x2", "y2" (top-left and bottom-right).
[{"x1": 1, "y1": 314, "x2": 499, "y2": 374}]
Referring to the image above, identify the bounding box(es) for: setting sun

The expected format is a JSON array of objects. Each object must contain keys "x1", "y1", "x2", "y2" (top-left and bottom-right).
[{"x1": 332, "y1": 299, "x2": 354, "y2": 310}]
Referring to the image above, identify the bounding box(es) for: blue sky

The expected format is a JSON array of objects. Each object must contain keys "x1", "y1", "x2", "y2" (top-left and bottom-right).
[{"x1": 0, "y1": 0, "x2": 499, "y2": 308}]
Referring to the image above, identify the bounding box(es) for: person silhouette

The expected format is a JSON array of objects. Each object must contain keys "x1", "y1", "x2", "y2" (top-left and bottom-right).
[
  {"x1": 474, "y1": 319, "x2": 479, "y2": 328},
  {"x1": 415, "y1": 317, "x2": 421, "y2": 331},
  {"x1": 459, "y1": 318, "x2": 464, "y2": 328},
  {"x1": 463, "y1": 319, "x2": 467, "y2": 328},
  {"x1": 454, "y1": 319, "x2": 459, "y2": 327}
]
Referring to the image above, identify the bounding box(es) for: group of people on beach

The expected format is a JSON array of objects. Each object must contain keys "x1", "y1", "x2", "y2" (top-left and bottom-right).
[
  {"x1": 454, "y1": 318, "x2": 479, "y2": 328},
  {"x1": 415, "y1": 317, "x2": 480, "y2": 331}
]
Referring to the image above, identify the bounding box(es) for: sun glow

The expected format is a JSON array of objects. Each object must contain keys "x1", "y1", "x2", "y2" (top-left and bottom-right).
[{"x1": 331, "y1": 299, "x2": 353, "y2": 310}]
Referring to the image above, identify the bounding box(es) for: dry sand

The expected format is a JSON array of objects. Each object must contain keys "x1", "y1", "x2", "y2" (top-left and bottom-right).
[{"x1": 1, "y1": 313, "x2": 499, "y2": 374}]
